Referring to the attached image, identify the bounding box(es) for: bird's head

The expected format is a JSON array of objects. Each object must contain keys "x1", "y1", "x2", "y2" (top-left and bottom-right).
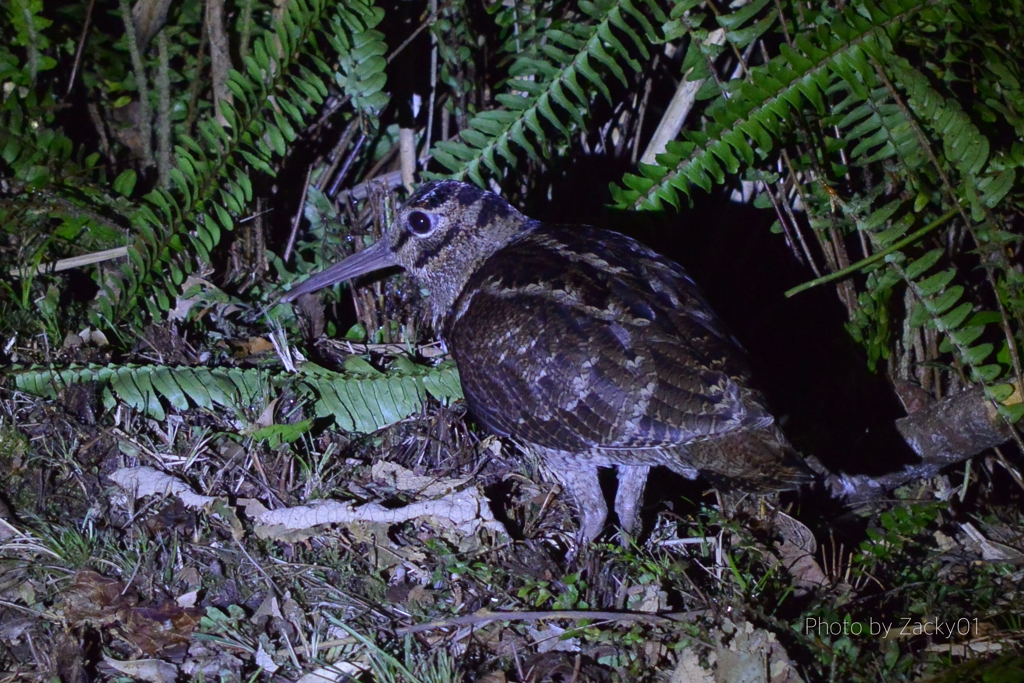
[{"x1": 282, "y1": 180, "x2": 534, "y2": 325}]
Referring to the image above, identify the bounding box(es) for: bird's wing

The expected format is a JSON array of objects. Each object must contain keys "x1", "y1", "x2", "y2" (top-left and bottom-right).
[{"x1": 444, "y1": 227, "x2": 773, "y2": 454}]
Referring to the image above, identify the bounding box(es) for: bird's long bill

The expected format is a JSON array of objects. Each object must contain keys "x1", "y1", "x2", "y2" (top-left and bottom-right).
[{"x1": 281, "y1": 238, "x2": 397, "y2": 302}]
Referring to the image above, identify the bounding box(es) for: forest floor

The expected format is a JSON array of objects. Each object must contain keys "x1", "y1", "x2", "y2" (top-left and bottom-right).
[{"x1": 1, "y1": 322, "x2": 1023, "y2": 683}]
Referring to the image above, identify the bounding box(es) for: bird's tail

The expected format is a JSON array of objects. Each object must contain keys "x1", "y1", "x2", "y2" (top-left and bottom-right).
[{"x1": 686, "y1": 425, "x2": 814, "y2": 493}]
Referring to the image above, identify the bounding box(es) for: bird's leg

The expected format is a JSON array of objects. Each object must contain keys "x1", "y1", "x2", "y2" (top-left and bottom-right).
[
  {"x1": 548, "y1": 461, "x2": 608, "y2": 544},
  {"x1": 615, "y1": 465, "x2": 649, "y2": 542}
]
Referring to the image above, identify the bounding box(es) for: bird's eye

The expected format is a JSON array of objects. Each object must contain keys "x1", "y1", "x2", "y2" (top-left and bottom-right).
[{"x1": 408, "y1": 211, "x2": 433, "y2": 236}]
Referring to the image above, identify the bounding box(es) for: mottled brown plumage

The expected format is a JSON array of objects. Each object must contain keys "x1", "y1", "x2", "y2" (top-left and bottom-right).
[{"x1": 283, "y1": 180, "x2": 811, "y2": 542}]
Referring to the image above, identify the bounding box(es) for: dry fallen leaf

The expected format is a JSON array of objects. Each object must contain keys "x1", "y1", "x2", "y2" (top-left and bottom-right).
[
  {"x1": 102, "y1": 656, "x2": 178, "y2": 683},
  {"x1": 62, "y1": 571, "x2": 200, "y2": 656},
  {"x1": 772, "y1": 511, "x2": 827, "y2": 590}
]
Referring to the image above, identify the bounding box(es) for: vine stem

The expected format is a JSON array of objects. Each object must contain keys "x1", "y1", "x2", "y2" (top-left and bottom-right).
[{"x1": 784, "y1": 207, "x2": 959, "y2": 298}]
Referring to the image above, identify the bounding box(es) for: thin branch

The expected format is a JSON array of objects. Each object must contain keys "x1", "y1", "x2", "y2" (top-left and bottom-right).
[
  {"x1": 8, "y1": 247, "x2": 129, "y2": 278},
  {"x1": 206, "y1": 0, "x2": 234, "y2": 128},
  {"x1": 118, "y1": 0, "x2": 154, "y2": 167},
  {"x1": 156, "y1": 31, "x2": 172, "y2": 189},
  {"x1": 819, "y1": 386, "x2": 1016, "y2": 504},
  {"x1": 237, "y1": 0, "x2": 254, "y2": 62},
  {"x1": 785, "y1": 207, "x2": 959, "y2": 298},
  {"x1": 386, "y1": 2, "x2": 449, "y2": 65},
  {"x1": 65, "y1": 0, "x2": 97, "y2": 97},
  {"x1": 283, "y1": 166, "x2": 314, "y2": 263},
  {"x1": 394, "y1": 607, "x2": 707, "y2": 636},
  {"x1": 422, "y1": 0, "x2": 438, "y2": 169},
  {"x1": 640, "y1": 32, "x2": 725, "y2": 165}
]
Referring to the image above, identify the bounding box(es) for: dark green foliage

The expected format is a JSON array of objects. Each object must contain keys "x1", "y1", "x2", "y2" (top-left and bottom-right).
[
  {"x1": 0, "y1": 0, "x2": 388, "y2": 332},
  {"x1": 13, "y1": 360, "x2": 461, "y2": 431},
  {"x1": 103, "y1": 0, "x2": 388, "y2": 326},
  {"x1": 607, "y1": 0, "x2": 1024, "y2": 417},
  {"x1": 11, "y1": 360, "x2": 460, "y2": 430},
  {"x1": 3, "y1": 3, "x2": 1024, "y2": 680},
  {"x1": 4, "y1": 0, "x2": 1021, "y2": 422},
  {"x1": 430, "y1": 0, "x2": 665, "y2": 184}
]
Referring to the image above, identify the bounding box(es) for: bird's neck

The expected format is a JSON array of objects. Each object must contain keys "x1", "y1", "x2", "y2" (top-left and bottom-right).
[{"x1": 415, "y1": 218, "x2": 540, "y2": 331}]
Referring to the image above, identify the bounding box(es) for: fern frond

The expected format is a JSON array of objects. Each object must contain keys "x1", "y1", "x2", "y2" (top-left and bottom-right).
[
  {"x1": 430, "y1": 0, "x2": 664, "y2": 185},
  {"x1": 612, "y1": 0, "x2": 928, "y2": 210},
  {"x1": 93, "y1": 0, "x2": 388, "y2": 327},
  {"x1": 13, "y1": 361, "x2": 462, "y2": 433}
]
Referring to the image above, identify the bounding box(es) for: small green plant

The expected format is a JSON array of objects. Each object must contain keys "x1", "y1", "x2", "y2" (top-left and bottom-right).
[
  {"x1": 518, "y1": 571, "x2": 589, "y2": 610},
  {"x1": 854, "y1": 501, "x2": 940, "y2": 572}
]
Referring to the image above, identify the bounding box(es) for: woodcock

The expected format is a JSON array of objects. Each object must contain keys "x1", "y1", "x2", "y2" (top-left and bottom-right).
[{"x1": 283, "y1": 180, "x2": 811, "y2": 543}]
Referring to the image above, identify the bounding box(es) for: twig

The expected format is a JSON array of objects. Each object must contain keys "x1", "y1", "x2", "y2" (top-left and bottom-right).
[
  {"x1": 631, "y1": 58, "x2": 656, "y2": 165},
  {"x1": 639, "y1": 29, "x2": 722, "y2": 167},
  {"x1": 386, "y1": 2, "x2": 450, "y2": 65},
  {"x1": 87, "y1": 102, "x2": 113, "y2": 164},
  {"x1": 283, "y1": 166, "x2": 314, "y2": 263},
  {"x1": 156, "y1": 32, "x2": 172, "y2": 189},
  {"x1": 399, "y1": 128, "x2": 416, "y2": 192},
  {"x1": 816, "y1": 385, "x2": 1017, "y2": 503},
  {"x1": 422, "y1": 0, "x2": 439, "y2": 167},
  {"x1": 784, "y1": 207, "x2": 959, "y2": 298},
  {"x1": 65, "y1": 0, "x2": 97, "y2": 97},
  {"x1": 394, "y1": 607, "x2": 706, "y2": 635},
  {"x1": 336, "y1": 170, "x2": 404, "y2": 202},
  {"x1": 8, "y1": 247, "x2": 129, "y2": 278},
  {"x1": 238, "y1": 0, "x2": 254, "y2": 61},
  {"x1": 118, "y1": 0, "x2": 154, "y2": 167},
  {"x1": 206, "y1": 0, "x2": 233, "y2": 128},
  {"x1": 327, "y1": 132, "x2": 366, "y2": 197},
  {"x1": 779, "y1": 152, "x2": 825, "y2": 279},
  {"x1": 319, "y1": 118, "x2": 360, "y2": 193},
  {"x1": 183, "y1": 14, "x2": 209, "y2": 136}
]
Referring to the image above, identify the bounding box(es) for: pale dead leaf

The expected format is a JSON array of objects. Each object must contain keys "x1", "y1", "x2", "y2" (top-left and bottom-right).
[
  {"x1": 177, "y1": 567, "x2": 202, "y2": 589},
  {"x1": 631, "y1": 584, "x2": 668, "y2": 613},
  {"x1": 255, "y1": 643, "x2": 279, "y2": 674},
  {"x1": 232, "y1": 336, "x2": 276, "y2": 357},
  {"x1": 111, "y1": 465, "x2": 505, "y2": 545},
  {"x1": 253, "y1": 492, "x2": 504, "y2": 537},
  {"x1": 527, "y1": 624, "x2": 579, "y2": 653},
  {"x1": 15, "y1": 580, "x2": 35, "y2": 607},
  {"x1": 179, "y1": 646, "x2": 243, "y2": 681},
  {"x1": 103, "y1": 656, "x2": 178, "y2": 683},
  {"x1": 176, "y1": 590, "x2": 198, "y2": 608},
  {"x1": 254, "y1": 594, "x2": 282, "y2": 621},
  {"x1": 772, "y1": 512, "x2": 827, "y2": 590},
  {"x1": 111, "y1": 467, "x2": 243, "y2": 537},
  {"x1": 254, "y1": 398, "x2": 279, "y2": 429},
  {"x1": 372, "y1": 460, "x2": 471, "y2": 497},
  {"x1": 110, "y1": 467, "x2": 211, "y2": 509},
  {"x1": 959, "y1": 522, "x2": 1024, "y2": 562},
  {"x1": 281, "y1": 596, "x2": 304, "y2": 623},
  {"x1": 168, "y1": 275, "x2": 235, "y2": 322},
  {"x1": 296, "y1": 662, "x2": 369, "y2": 683},
  {"x1": 75, "y1": 327, "x2": 109, "y2": 347},
  {"x1": 167, "y1": 296, "x2": 194, "y2": 322},
  {"x1": 241, "y1": 498, "x2": 270, "y2": 517},
  {"x1": 62, "y1": 331, "x2": 84, "y2": 350},
  {"x1": 671, "y1": 649, "x2": 714, "y2": 683},
  {"x1": 715, "y1": 618, "x2": 804, "y2": 683},
  {"x1": 924, "y1": 640, "x2": 1003, "y2": 655},
  {"x1": 933, "y1": 529, "x2": 957, "y2": 552}
]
